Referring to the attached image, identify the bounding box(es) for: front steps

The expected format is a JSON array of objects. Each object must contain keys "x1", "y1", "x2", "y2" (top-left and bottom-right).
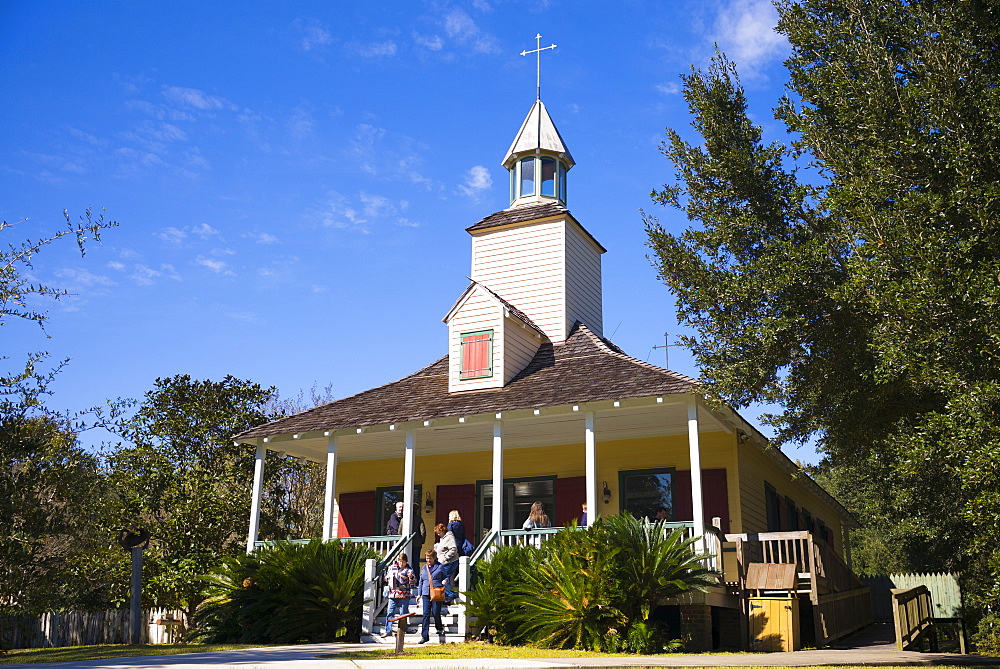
[{"x1": 361, "y1": 599, "x2": 462, "y2": 645}]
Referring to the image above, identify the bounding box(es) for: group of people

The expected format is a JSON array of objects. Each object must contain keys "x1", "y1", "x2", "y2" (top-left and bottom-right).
[{"x1": 381, "y1": 506, "x2": 472, "y2": 644}]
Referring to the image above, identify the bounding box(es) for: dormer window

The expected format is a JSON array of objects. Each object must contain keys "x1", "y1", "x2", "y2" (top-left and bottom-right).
[{"x1": 460, "y1": 330, "x2": 493, "y2": 379}]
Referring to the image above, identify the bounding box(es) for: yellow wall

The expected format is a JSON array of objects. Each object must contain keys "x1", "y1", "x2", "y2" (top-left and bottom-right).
[
  {"x1": 334, "y1": 430, "x2": 844, "y2": 552},
  {"x1": 736, "y1": 440, "x2": 844, "y2": 548}
]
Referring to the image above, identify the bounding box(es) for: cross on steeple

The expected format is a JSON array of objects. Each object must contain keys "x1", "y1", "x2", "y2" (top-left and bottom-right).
[{"x1": 520, "y1": 33, "x2": 557, "y2": 101}]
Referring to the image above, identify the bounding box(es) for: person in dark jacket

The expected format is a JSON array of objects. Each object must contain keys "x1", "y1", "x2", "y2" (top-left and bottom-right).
[
  {"x1": 385, "y1": 501, "x2": 404, "y2": 535},
  {"x1": 417, "y1": 549, "x2": 448, "y2": 643},
  {"x1": 411, "y1": 502, "x2": 426, "y2": 567},
  {"x1": 447, "y1": 510, "x2": 467, "y2": 553}
]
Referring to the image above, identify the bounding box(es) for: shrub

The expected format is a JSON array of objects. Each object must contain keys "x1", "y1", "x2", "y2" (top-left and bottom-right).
[
  {"x1": 192, "y1": 539, "x2": 378, "y2": 644},
  {"x1": 466, "y1": 515, "x2": 717, "y2": 652},
  {"x1": 972, "y1": 612, "x2": 1000, "y2": 656}
]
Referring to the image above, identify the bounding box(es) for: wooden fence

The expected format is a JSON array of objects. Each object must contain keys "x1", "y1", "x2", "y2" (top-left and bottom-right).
[
  {"x1": 863, "y1": 572, "x2": 962, "y2": 622},
  {"x1": 1, "y1": 608, "x2": 186, "y2": 649}
]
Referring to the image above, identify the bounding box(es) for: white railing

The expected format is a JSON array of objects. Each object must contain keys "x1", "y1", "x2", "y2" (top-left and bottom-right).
[{"x1": 359, "y1": 533, "x2": 414, "y2": 637}]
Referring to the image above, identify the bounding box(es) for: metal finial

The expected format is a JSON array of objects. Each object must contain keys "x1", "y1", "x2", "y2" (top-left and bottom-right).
[{"x1": 520, "y1": 33, "x2": 557, "y2": 101}]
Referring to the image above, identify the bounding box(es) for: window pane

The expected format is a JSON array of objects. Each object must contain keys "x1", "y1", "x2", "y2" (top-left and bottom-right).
[
  {"x1": 519, "y1": 157, "x2": 534, "y2": 196},
  {"x1": 559, "y1": 162, "x2": 567, "y2": 202},
  {"x1": 540, "y1": 158, "x2": 555, "y2": 196},
  {"x1": 622, "y1": 471, "x2": 673, "y2": 521}
]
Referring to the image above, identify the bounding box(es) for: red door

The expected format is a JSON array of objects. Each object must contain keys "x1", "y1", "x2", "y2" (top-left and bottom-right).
[
  {"x1": 673, "y1": 469, "x2": 731, "y2": 532},
  {"x1": 435, "y1": 484, "x2": 476, "y2": 539},
  {"x1": 337, "y1": 490, "x2": 376, "y2": 538},
  {"x1": 555, "y1": 476, "x2": 587, "y2": 526}
]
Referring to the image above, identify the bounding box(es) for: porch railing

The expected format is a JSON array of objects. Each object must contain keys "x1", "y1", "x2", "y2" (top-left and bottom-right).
[
  {"x1": 724, "y1": 529, "x2": 871, "y2": 646},
  {"x1": 357, "y1": 533, "x2": 414, "y2": 637}
]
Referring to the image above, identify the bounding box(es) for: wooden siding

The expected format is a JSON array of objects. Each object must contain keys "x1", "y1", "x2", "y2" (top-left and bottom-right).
[
  {"x1": 447, "y1": 288, "x2": 503, "y2": 392},
  {"x1": 470, "y1": 218, "x2": 567, "y2": 342},
  {"x1": 564, "y1": 220, "x2": 603, "y2": 336},
  {"x1": 736, "y1": 438, "x2": 844, "y2": 551},
  {"x1": 503, "y1": 314, "x2": 541, "y2": 382}
]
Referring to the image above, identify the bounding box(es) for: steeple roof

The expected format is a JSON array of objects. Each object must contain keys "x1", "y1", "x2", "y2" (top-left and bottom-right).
[{"x1": 502, "y1": 99, "x2": 575, "y2": 169}]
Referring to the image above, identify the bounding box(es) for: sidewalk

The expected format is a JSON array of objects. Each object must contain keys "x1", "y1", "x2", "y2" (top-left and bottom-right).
[{"x1": 5, "y1": 625, "x2": 999, "y2": 669}]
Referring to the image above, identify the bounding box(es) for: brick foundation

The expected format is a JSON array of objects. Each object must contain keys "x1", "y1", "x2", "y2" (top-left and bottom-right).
[
  {"x1": 716, "y1": 606, "x2": 743, "y2": 650},
  {"x1": 679, "y1": 603, "x2": 713, "y2": 652}
]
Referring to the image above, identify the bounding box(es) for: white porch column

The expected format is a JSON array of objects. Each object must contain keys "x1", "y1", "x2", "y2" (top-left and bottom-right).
[
  {"x1": 322, "y1": 435, "x2": 339, "y2": 541},
  {"x1": 585, "y1": 411, "x2": 597, "y2": 523},
  {"x1": 247, "y1": 443, "x2": 266, "y2": 554},
  {"x1": 687, "y1": 399, "x2": 706, "y2": 549},
  {"x1": 401, "y1": 430, "x2": 416, "y2": 539},
  {"x1": 491, "y1": 419, "x2": 503, "y2": 532}
]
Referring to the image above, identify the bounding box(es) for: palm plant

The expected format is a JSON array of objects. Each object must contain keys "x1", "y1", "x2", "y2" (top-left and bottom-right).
[
  {"x1": 192, "y1": 539, "x2": 378, "y2": 643},
  {"x1": 467, "y1": 514, "x2": 718, "y2": 653}
]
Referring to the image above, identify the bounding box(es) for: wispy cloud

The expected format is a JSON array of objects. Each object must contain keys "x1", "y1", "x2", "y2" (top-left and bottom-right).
[
  {"x1": 459, "y1": 165, "x2": 492, "y2": 198},
  {"x1": 155, "y1": 223, "x2": 218, "y2": 243},
  {"x1": 226, "y1": 311, "x2": 266, "y2": 324},
  {"x1": 413, "y1": 33, "x2": 444, "y2": 51},
  {"x1": 348, "y1": 124, "x2": 433, "y2": 188},
  {"x1": 294, "y1": 18, "x2": 333, "y2": 52},
  {"x1": 313, "y1": 191, "x2": 417, "y2": 232},
  {"x1": 195, "y1": 256, "x2": 235, "y2": 276},
  {"x1": 54, "y1": 267, "x2": 116, "y2": 288},
  {"x1": 156, "y1": 226, "x2": 187, "y2": 243},
  {"x1": 655, "y1": 82, "x2": 681, "y2": 95},
  {"x1": 351, "y1": 40, "x2": 398, "y2": 58},
  {"x1": 162, "y1": 85, "x2": 231, "y2": 111},
  {"x1": 711, "y1": 0, "x2": 788, "y2": 77},
  {"x1": 287, "y1": 107, "x2": 316, "y2": 139},
  {"x1": 443, "y1": 9, "x2": 500, "y2": 54},
  {"x1": 244, "y1": 231, "x2": 280, "y2": 244},
  {"x1": 192, "y1": 223, "x2": 219, "y2": 238}
]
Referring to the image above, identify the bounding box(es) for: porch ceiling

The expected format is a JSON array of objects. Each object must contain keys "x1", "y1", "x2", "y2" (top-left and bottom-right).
[{"x1": 243, "y1": 395, "x2": 732, "y2": 463}]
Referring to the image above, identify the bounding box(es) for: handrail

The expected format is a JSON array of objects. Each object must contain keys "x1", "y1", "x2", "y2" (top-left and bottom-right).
[
  {"x1": 468, "y1": 528, "x2": 499, "y2": 565},
  {"x1": 377, "y1": 532, "x2": 415, "y2": 570}
]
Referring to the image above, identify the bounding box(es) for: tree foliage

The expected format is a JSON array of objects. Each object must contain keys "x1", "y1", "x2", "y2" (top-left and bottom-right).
[
  {"x1": 107, "y1": 374, "x2": 279, "y2": 615},
  {"x1": 645, "y1": 0, "x2": 1000, "y2": 630}
]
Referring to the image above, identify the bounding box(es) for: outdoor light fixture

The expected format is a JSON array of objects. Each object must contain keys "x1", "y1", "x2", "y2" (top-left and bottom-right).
[
  {"x1": 602, "y1": 481, "x2": 612, "y2": 504},
  {"x1": 424, "y1": 491, "x2": 434, "y2": 514}
]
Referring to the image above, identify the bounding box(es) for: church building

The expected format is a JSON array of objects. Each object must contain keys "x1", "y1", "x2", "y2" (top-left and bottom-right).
[{"x1": 235, "y1": 88, "x2": 867, "y2": 650}]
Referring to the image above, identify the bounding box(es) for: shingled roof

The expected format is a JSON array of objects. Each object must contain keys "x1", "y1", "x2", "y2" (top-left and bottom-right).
[
  {"x1": 235, "y1": 322, "x2": 697, "y2": 440},
  {"x1": 466, "y1": 202, "x2": 607, "y2": 253}
]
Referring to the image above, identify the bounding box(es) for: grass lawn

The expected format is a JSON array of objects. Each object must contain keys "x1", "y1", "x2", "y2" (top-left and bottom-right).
[
  {"x1": 326, "y1": 641, "x2": 650, "y2": 660},
  {"x1": 0, "y1": 644, "x2": 268, "y2": 665}
]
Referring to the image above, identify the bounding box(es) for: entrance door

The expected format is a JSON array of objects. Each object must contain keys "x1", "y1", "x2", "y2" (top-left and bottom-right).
[
  {"x1": 477, "y1": 477, "x2": 555, "y2": 536},
  {"x1": 375, "y1": 485, "x2": 422, "y2": 535}
]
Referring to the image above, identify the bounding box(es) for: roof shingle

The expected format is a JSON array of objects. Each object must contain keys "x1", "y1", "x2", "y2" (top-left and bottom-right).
[{"x1": 235, "y1": 322, "x2": 696, "y2": 440}]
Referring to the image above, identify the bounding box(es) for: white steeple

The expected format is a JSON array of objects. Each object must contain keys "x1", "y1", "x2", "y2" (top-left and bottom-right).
[{"x1": 503, "y1": 100, "x2": 574, "y2": 208}]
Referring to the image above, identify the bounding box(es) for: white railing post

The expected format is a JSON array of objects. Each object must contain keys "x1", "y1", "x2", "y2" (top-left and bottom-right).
[
  {"x1": 361, "y1": 558, "x2": 378, "y2": 637},
  {"x1": 457, "y1": 555, "x2": 470, "y2": 639}
]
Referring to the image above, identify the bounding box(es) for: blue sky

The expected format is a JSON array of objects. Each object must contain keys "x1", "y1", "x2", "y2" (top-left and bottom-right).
[{"x1": 1, "y1": 0, "x2": 819, "y2": 463}]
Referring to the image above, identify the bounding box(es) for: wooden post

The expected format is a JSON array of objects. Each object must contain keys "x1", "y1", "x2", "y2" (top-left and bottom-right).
[{"x1": 129, "y1": 547, "x2": 143, "y2": 645}]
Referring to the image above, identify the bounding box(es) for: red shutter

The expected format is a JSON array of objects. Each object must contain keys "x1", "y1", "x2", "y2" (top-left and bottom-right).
[
  {"x1": 673, "y1": 469, "x2": 730, "y2": 531},
  {"x1": 555, "y1": 476, "x2": 587, "y2": 526},
  {"x1": 435, "y1": 484, "x2": 476, "y2": 538},
  {"x1": 461, "y1": 333, "x2": 491, "y2": 378},
  {"x1": 674, "y1": 470, "x2": 692, "y2": 521},
  {"x1": 337, "y1": 490, "x2": 376, "y2": 538}
]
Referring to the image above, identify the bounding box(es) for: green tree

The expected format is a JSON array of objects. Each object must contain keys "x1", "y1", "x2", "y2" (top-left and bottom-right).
[
  {"x1": 0, "y1": 210, "x2": 122, "y2": 620},
  {"x1": 645, "y1": 0, "x2": 1000, "y2": 631},
  {"x1": 108, "y1": 374, "x2": 278, "y2": 616}
]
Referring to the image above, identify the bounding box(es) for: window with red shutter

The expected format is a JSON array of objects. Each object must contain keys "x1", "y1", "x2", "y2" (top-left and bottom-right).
[{"x1": 460, "y1": 330, "x2": 493, "y2": 379}]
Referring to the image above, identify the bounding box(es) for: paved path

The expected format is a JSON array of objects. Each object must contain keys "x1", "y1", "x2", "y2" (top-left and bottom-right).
[{"x1": 6, "y1": 625, "x2": 999, "y2": 668}]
